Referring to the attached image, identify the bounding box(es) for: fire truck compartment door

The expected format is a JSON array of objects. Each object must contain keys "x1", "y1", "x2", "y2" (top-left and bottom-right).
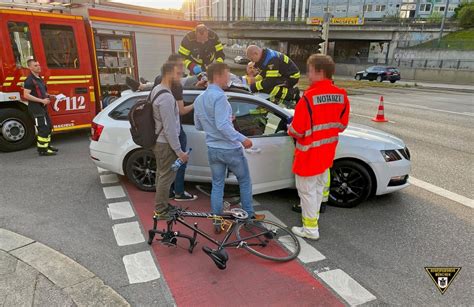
[{"x1": 134, "y1": 32, "x2": 172, "y2": 81}]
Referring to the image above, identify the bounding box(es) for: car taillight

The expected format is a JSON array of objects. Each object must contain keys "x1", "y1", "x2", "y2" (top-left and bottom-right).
[
  {"x1": 91, "y1": 122, "x2": 104, "y2": 141},
  {"x1": 386, "y1": 72, "x2": 392, "y2": 75}
]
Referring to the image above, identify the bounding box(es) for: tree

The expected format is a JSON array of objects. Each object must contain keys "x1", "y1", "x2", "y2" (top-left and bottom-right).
[{"x1": 458, "y1": 3, "x2": 474, "y2": 28}]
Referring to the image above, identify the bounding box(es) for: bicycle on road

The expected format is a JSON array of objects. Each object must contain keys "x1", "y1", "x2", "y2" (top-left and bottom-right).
[{"x1": 148, "y1": 208, "x2": 300, "y2": 270}]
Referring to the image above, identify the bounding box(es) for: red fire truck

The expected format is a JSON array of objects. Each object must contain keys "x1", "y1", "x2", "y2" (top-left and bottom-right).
[{"x1": 0, "y1": 5, "x2": 196, "y2": 152}]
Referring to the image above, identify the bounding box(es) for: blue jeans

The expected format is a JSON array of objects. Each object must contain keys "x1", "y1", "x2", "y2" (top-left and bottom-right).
[
  {"x1": 170, "y1": 125, "x2": 187, "y2": 196},
  {"x1": 207, "y1": 147, "x2": 253, "y2": 217}
]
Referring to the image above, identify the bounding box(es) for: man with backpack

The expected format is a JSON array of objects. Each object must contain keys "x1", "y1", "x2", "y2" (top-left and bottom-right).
[{"x1": 151, "y1": 61, "x2": 189, "y2": 218}]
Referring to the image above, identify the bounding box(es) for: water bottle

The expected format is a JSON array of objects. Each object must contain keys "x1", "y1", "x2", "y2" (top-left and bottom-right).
[{"x1": 171, "y1": 148, "x2": 192, "y2": 172}]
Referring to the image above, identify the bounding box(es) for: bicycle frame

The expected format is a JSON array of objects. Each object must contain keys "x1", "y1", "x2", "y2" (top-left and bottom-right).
[{"x1": 148, "y1": 210, "x2": 270, "y2": 253}]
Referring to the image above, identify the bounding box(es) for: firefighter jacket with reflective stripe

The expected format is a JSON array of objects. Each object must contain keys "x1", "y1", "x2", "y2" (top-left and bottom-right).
[
  {"x1": 178, "y1": 30, "x2": 225, "y2": 72},
  {"x1": 288, "y1": 79, "x2": 350, "y2": 177},
  {"x1": 249, "y1": 48, "x2": 300, "y2": 94}
]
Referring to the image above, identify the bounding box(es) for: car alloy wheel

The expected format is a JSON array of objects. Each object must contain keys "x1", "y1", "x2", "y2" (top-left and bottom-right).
[
  {"x1": 355, "y1": 75, "x2": 361, "y2": 81},
  {"x1": 329, "y1": 160, "x2": 372, "y2": 208},
  {"x1": 125, "y1": 149, "x2": 157, "y2": 191},
  {"x1": 377, "y1": 75, "x2": 383, "y2": 82}
]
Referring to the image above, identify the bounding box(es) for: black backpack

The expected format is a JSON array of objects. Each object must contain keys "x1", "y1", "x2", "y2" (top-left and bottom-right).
[{"x1": 128, "y1": 89, "x2": 168, "y2": 148}]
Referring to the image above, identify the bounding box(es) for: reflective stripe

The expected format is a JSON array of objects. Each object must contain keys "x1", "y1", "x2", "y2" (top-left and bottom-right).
[
  {"x1": 256, "y1": 80, "x2": 264, "y2": 91},
  {"x1": 37, "y1": 136, "x2": 50, "y2": 142},
  {"x1": 269, "y1": 86, "x2": 280, "y2": 97},
  {"x1": 2, "y1": 82, "x2": 12, "y2": 86},
  {"x1": 304, "y1": 122, "x2": 347, "y2": 137},
  {"x1": 266, "y1": 70, "x2": 281, "y2": 77},
  {"x1": 290, "y1": 72, "x2": 301, "y2": 79},
  {"x1": 215, "y1": 43, "x2": 224, "y2": 51},
  {"x1": 216, "y1": 57, "x2": 224, "y2": 63},
  {"x1": 288, "y1": 125, "x2": 303, "y2": 138},
  {"x1": 5, "y1": 77, "x2": 14, "y2": 81},
  {"x1": 283, "y1": 55, "x2": 289, "y2": 64},
  {"x1": 183, "y1": 59, "x2": 192, "y2": 68},
  {"x1": 281, "y1": 87, "x2": 288, "y2": 99},
  {"x1": 178, "y1": 45, "x2": 190, "y2": 56},
  {"x1": 302, "y1": 216, "x2": 318, "y2": 229},
  {"x1": 37, "y1": 142, "x2": 49, "y2": 148},
  {"x1": 191, "y1": 56, "x2": 203, "y2": 64},
  {"x1": 296, "y1": 136, "x2": 339, "y2": 152},
  {"x1": 255, "y1": 75, "x2": 263, "y2": 82}
]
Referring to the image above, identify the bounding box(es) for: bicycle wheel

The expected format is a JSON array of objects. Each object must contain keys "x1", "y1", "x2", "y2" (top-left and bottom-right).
[{"x1": 236, "y1": 220, "x2": 300, "y2": 262}]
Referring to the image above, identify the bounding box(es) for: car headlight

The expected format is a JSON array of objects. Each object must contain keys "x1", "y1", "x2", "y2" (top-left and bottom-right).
[{"x1": 381, "y1": 150, "x2": 402, "y2": 162}]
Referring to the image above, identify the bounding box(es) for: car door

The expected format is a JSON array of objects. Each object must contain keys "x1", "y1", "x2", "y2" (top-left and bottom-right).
[
  {"x1": 228, "y1": 96, "x2": 295, "y2": 195},
  {"x1": 365, "y1": 66, "x2": 375, "y2": 80}
]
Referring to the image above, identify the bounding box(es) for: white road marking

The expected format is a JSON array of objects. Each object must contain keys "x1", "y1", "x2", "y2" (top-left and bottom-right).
[
  {"x1": 255, "y1": 210, "x2": 287, "y2": 227},
  {"x1": 317, "y1": 269, "x2": 376, "y2": 306},
  {"x1": 107, "y1": 202, "x2": 135, "y2": 220},
  {"x1": 97, "y1": 167, "x2": 109, "y2": 173},
  {"x1": 100, "y1": 174, "x2": 119, "y2": 184},
  {"x1": 112, "y1": 221, "x2": 145, "y2": 246},
  {"x1": 103, "y1": 186, "x2": 126, "y2": 199},
  {"x1": 409, "y1": 177, "x2": 474, "y2": 209},
  {"x1": 279, "y1": 235, "x2": 326, "y2": 263},
  {"x1": 352, "y1": 96, "x2": 474, "y2": 117},
  {"x1": 351, "y1": 112, "x2": 397, "y2": 124},
  {"x1": 123, "y1": 251, "x2": 160, "y2": 284}
]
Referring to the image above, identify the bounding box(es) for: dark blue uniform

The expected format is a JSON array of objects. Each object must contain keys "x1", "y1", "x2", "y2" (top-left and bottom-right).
[{"x1": 24, "y1": 74, "x2": 53, "y2": 153}]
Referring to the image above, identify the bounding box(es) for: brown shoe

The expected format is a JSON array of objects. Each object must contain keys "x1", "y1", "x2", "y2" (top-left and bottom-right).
[{"x1": 252, "y1": 213, "x2": 265, "y2": 221}]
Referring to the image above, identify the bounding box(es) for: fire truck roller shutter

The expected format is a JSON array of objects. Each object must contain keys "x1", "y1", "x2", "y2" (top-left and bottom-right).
[{"x1": 134, "y1": 32, "x2": 173, "y2": 82}]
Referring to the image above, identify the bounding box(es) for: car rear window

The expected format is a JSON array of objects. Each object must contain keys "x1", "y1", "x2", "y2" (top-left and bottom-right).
[{"x1": 109, "y1": 96, "x2": 144, "y2": 120}]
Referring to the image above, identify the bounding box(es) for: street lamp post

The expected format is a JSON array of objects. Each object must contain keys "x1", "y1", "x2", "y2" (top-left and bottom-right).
[{"x1": 438, "y1": 0, "x2": 450, "y2": 48}]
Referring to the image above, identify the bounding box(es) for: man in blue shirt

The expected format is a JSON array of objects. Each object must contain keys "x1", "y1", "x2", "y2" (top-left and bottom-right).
[{"x1": 194, "y1": 63, "x2": 265, "y2": 233}]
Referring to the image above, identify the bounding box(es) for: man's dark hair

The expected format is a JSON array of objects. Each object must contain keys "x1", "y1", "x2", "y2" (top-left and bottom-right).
[
  {"x1": 161, "y1": 61, "x2": 177, "y2": 77},
  {"x1": 27, "y1": 58, "x2": 37, "y2": 67},
  {"x1": 207, "y1": 63, "x2": 229, "y2": 82},
  {"x1": 167, "y1": 53, "x2": 183, "y2": 62}
]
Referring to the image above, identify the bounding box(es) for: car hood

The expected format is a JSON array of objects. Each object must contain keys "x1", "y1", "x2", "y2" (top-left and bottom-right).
[
  {"x1": 356, "y1": 70, "x2": 365, "y2": 74},
  {"x1": 341, "y1": 123, "x2": 405, "y2": 149}
]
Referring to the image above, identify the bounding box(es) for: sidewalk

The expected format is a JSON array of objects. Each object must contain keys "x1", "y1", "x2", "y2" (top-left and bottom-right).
[{"x1": 0, "y1": 228, "x2": 129, "y2": 306}]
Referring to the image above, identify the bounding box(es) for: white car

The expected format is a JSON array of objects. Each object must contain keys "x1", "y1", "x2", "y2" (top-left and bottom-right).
[{"x1": 90, "y1": 88, "x2": 411, "y2": 207}]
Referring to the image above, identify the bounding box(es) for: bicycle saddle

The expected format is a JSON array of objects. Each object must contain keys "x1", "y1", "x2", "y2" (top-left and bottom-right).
[{"x1": 202, "y1": 246, "x2": 228, "y2": 270}]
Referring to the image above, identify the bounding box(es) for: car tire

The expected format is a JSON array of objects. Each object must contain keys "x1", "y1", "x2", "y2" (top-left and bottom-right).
[
  {"x1": 390, "y1": 80, "x2": 396, "y2": 83},
  {"x1": 328, "y1": 160, "x2": 372, "y2": 208},
  {"x1": 125, "y1": 149, "x2": 157, "y2": 192},
  {"x1": 376, "y1": 76, "x2": 383, "y2": 82},
  {"x1": 0, "y1": 108, "x2": 35, "y2": 152},
  {"x1": 355, "y1": 75, "x2": 361, "y2": 81}
]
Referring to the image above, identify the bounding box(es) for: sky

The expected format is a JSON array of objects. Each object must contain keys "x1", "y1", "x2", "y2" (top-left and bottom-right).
[{"x1": 109, "y1": 0, "x2": 185, "y2": 10}]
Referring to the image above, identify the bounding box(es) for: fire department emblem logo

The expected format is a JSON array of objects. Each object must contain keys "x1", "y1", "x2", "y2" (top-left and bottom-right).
[
  {"x1": 268, "y1": 64, "x2": 274, "y2": 70},
  {"x1": 425, "y1": 267, "x2": 461, "y2": 294}
]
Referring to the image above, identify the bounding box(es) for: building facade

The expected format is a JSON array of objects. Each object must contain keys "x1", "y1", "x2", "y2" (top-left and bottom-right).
[{"x1": 184, "y1": 0, "x2": 465, "y2": 21}]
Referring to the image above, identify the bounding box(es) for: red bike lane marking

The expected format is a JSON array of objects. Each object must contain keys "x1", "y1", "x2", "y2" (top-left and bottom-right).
[{"x1": 124, "y1": 180, "x2": 343, "y2": 307}]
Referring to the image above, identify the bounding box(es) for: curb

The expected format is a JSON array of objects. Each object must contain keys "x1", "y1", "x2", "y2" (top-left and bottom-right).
[{"x1": 0, "y1": 228, "x2": 129, "y2": 306}]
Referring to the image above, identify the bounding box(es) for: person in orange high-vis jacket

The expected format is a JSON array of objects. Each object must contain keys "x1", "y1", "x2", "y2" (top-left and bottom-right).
[{"x1": 288, "y1": 54, "x2": 350, "y2": 240}]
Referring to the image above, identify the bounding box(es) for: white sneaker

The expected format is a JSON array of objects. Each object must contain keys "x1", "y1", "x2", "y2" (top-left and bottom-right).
[{"x1": 291, "y1": 226, "x2": 320, "y2": 241}]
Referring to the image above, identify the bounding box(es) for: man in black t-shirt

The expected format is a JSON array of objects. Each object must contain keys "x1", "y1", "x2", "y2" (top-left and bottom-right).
[{"x1": 23, "y1": 59, "x2": 58, "y2": 156}]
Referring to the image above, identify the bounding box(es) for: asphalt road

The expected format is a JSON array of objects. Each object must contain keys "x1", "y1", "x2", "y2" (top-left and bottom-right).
[{"x1": 0, "y1": 87, "x2": 472, "y2": 305}]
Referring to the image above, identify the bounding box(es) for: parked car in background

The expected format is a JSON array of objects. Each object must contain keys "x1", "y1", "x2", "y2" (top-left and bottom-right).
[
  {"x1": 90, "y1": 88, "x2": 411, "y2": 208},
  {"x1": 234, "y1": 55, "x2": 251, "y2": 65},
  {"x1": 355, "y1": 66, "x2": 401, "y2": 83}
]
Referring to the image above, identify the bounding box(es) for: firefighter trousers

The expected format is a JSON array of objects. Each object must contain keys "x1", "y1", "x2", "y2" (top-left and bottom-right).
[
  {"x1": 295, "y1": 168, "x2": 330, "y2": 236},
  {"x1": 28, "y1": 104, "x2": 53, "y2": 152},
  {"x1": 265, "y1": 78, "x2": 299, "y2": 101}
]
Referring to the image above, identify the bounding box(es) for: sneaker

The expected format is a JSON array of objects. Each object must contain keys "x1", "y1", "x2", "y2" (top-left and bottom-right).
[
  {"x1": 291, "y1": 226, "x2": 319, "y2": 241},
  {"x1": 174, "y1": 191, "x2": 198, "y2": 202},
  {"x1": 126, "y1": 76, "x2": 140, "y2": 92},
  {"x1": 153, "y1": 205, "x2": 177, "y2": 220},
  {"x1": 251, "y1": 213, "x2": 265, "y2": 221},
  {"x1": 38, "y1": 149, "x2": 56, "y2": 156}
]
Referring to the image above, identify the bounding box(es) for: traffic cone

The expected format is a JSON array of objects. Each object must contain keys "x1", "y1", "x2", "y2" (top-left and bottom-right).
[{"x1": 372, "y1": 96, "x2": 388, "y2": 122}]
